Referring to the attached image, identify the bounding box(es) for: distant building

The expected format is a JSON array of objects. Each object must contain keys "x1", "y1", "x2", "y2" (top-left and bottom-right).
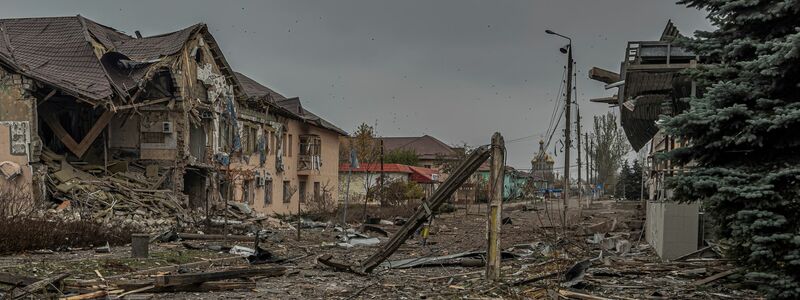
[
  {"x1": 338, "y1": 163, "x2": 439, "y2": 203},
  {"x1": 377, "y1": 135, "x2": 458, "y2": 169},
  {"x1": 531, "y1": 140, "x2": 555, "y2": 191},
  {"x1": 474, "y1": 165, "x2": 530, "y2": 201}
]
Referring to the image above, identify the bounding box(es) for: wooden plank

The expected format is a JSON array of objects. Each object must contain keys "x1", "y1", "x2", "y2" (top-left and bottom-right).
[
  {"x1": 558, "y1": 289, "x2": 613, "y2": 300},
  {"x1": 73, "y1": 110, "x2": 115, "y2": 157},
  {"x1": 693, "y1": 268, "x2": 740, "y2": 286},
  {"x1": 37, "y1": 89, "x2": 58, "y2": 106},
  {"x1": 42, "y1": 114, "x2": 82, "y2": 156},
  {"x1": 353, "y1": 145, "x2": 492, "y2": 274},
  {"x1": 115, "y1": 97, "x2": 170, "y2": 110},
  {"x1": 42, "y1": 110, "x2": 115, "y2": 158},
  {"x1": 154, "y1": 267, "x2": 285, "y2": 287},
  {"x1": 14, "y1": 273, "x2": 69, "y2": 299},
  {"x1": 0, "y1": 272, "x2": 38, "y2": 286},
  {"x1": 68, "y1": 256, "x2": 246, "y2": 287},
  {"x1": 177, "y1": 233, "x2": 259, "y2": 241},
  {"x1": 59, "y1": 290, "x2": 107, "y2": 300},
  {"x1": 117, "y1": 281, "x2": 255, "y2": 293}
]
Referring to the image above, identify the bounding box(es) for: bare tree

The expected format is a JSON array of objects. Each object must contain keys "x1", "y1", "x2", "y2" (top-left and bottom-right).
[{"x1": 591, "y1": 112, "x2": 630, "y2": 192}]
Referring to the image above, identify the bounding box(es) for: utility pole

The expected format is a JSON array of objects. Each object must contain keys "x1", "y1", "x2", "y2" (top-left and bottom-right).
[
  {"x1": 585, "y1": 133, "x2": 590, "y2": 205},
  {"x1": 562, "y1": 43, "x2": 573, "y2": 226},
  {"x1": 486, "y1": 133, "x2": 505, "y2": 281},
  {"x1": 576, "y1": 102, "x2": 582, "y2": 207},
  {"x1": 546, "y1": 29, "x2": 573, "y2": 228},
  {"x1": 589, "y1": 142, "x2": 600, "y2": 204}
]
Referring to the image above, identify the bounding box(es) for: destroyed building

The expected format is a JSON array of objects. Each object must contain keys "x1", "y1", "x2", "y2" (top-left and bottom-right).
[
  {"x1": 588, "y1": 21, "x2": 703, "y2": 259},
  {"x1": 0, "y1": 16, "x2": 345, "y2": 220}
]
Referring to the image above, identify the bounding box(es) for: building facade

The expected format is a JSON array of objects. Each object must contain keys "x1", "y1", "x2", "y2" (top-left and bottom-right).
[
  {"x1": 0, "y1": 16, "x2": 344, "y2": 217},
  {"x1": 588, "y1": 20, "x2": 700, "y2": 259}
]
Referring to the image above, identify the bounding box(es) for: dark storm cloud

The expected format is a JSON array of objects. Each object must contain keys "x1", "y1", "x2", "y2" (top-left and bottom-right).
[{"x1": 1, "y1": 0, "x2": 712, "y2": 171}]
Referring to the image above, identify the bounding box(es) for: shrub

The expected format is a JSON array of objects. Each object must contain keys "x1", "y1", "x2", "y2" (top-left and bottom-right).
[{"x1": 0, "y1": 187, "x2": 132, "y2": 253}]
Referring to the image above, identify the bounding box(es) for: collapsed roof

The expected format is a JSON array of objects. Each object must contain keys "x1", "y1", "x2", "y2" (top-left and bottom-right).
[
  {"x1": 0, "y1": 15, "x2": 243, "y2": 103},
  {"x1": 589, "y1": 20, "x2": 696, "y2": 151}
]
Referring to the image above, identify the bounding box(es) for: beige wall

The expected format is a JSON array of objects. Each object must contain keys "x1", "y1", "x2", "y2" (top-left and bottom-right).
[
  {"x1": 338, "y1": 171, "x2": 408, "y2": 204},
  {"x1": 0, "y1": 70, "x2": 35, "y2": 195},
  {"x1": 223, "y1": 117, "x2": 341, "y2": 216}
]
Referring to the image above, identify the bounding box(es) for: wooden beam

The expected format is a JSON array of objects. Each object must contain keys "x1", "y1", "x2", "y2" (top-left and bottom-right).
[
  {"x1": 74, "y1": 110, "x2": 114, "y2": 157},
  {"x1": 154, "y1": 267, "x2": 286, "y2": 287},
  {"x1": 557, "y1": 289, "x2": 613, "y2": 300},
  {"x1": 36, "y1": 89, "x2": 58, "y2": 106},
  {"x1": 588, "y1": 67, "x2": 620, "y2": 84},
  {"x1": 42, "y1": 114, "x2": 82, "y2": 156},
  {"x1": 0, "y1": 272, "x2": 39, "y2": 286},
  {"x1": 42, "y1": 110, "x2": 114, "y2": 158},
  {"x1": 59, "y1": 290, "x2": 107, "y2": 300},
  {"x1": 116, "y1": 281, "x2": 255, "y2": 293},
  {"x1": 353, "y1": 145, "x2": 492, "y2": 274},
  {"x1": 69, "y1": 256, "x2": 246, "y2": 287},
  {"x1": 14, "y1": 273, "x2": 69, "y2": 299},
  {"x1": 115, "y1": 97, "x2": 170, "y2": 110},
  {"x1": 486, "y1": 133, "x2": 504, "y2": 281},
  {"x1": 177, "y1": 233, "x2": 260, "y2": 241},
  {"x1": 693, "y1": 268, "x2": 741, "y2": 286},
  {"x1": 589, "y1": 95, "x2": 618, "y2": 105}
]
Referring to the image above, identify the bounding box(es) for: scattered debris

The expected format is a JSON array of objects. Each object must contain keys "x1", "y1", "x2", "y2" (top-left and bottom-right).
[
  {"x1": 94, "y1": 242, "x2": 110, "y2": 254},
  {"x1": 563, "y1": 259, "x2": 592, "y2": 287}
]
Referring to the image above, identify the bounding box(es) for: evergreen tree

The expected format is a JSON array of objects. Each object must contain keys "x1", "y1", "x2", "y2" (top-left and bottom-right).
[
  {"x1": 615, "y1": 161, "x2": 631, "y2": 199},
  {"x1": 614, "y1": 159, "x2": 643, "y2": 200},
  {"x1": 627, "y1": 160, "x2": 643, "y2": 200},
  {"x1": 663, "y1": 1, "x2": 800, "y2": 298}
]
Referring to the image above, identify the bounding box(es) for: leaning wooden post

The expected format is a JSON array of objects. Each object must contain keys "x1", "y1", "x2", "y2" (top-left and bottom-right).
[{"x1": 486, "y1": 132, "x2": 505, "y2": 281}]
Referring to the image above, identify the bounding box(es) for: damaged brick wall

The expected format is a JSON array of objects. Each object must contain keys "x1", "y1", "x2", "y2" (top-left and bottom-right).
[{"x1": 0, "y1": 67, "x2": 42, "y2": 199}]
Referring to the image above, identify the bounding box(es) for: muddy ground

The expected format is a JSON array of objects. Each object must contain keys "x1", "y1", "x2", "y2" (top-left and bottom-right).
[{"x1": 0, "y1": 199, "x2": 763, "y2": 299}]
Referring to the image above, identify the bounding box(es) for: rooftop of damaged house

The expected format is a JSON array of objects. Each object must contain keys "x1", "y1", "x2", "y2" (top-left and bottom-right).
[{"x1": 0, "y1": 15, "x2": 347, "y2": 224}]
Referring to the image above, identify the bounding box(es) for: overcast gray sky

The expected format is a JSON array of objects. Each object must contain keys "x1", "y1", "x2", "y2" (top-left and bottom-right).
[{"x1": 1, "y1": 0, "x2": 712, "y2": 171}]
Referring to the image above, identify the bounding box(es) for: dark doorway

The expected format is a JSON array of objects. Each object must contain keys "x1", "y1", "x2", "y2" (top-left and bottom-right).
[{"x1": 183, "y1": 170, "x2": 208, "y2": 209}]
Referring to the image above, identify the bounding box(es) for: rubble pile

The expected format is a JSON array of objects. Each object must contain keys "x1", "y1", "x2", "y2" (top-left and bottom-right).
[
  {"x1": 40, "y1": 149, "x2": 191, "y2": 231},
  {"x1": 39, "y1": 149, "x2": 271, "y2": 234}
]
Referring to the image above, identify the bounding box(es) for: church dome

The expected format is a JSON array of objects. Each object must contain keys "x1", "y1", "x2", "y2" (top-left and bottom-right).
[{"x1": 531, "y1": 140, "x2": 554, "y2": 164}]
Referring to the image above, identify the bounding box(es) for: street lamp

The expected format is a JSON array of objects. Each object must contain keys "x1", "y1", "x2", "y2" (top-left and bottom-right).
[{"x1": 546, "y1": 29, "x2": 573, "y2": 229}]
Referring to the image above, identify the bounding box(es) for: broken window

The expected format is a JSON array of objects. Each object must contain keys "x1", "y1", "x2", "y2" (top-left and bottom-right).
[
  {"x1": 287, "y1": 134, "x2": 292, "y2": 157},
  {"x1": 189, "y1": 122, "x2": 207, "y2": 159},
  {"x1": 299, "y1": 180, "x2": 307, "y2": 203},
  {"x1": 299, "y1": 134, "x2": 322, "y2": 171},
  {"x1": 243, "y1": 180, "x2": 254, "y2": 205},
  {"x1": 219, "y1": 116, "x2": 234, "y2": 153},
  {"x1": 263, "y1": 180, "x2": 273, "y2": 205},
  {"x1": 282, "y1": 133, "x2": 288, "y2": 157},
  {"x1": 242, "y1": 125, "x2": 251, "y2": 154},
  {"x1": 270, "y1": 131, "x2": 276, "y2": 155},
  {"x1": 265, "y1": 130, "x2": 272, "y2": 155},
  {"x1": 282, "y1": 180, "x2": 291, "y2": 203},
  {"x1": 240, "y1": 124, "x2": 260, "y2": 155}
]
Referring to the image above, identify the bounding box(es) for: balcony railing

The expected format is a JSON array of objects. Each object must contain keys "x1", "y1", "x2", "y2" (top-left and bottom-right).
[{"x1": 298, "y1": 134, "x2": 322, "y2": 172}]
